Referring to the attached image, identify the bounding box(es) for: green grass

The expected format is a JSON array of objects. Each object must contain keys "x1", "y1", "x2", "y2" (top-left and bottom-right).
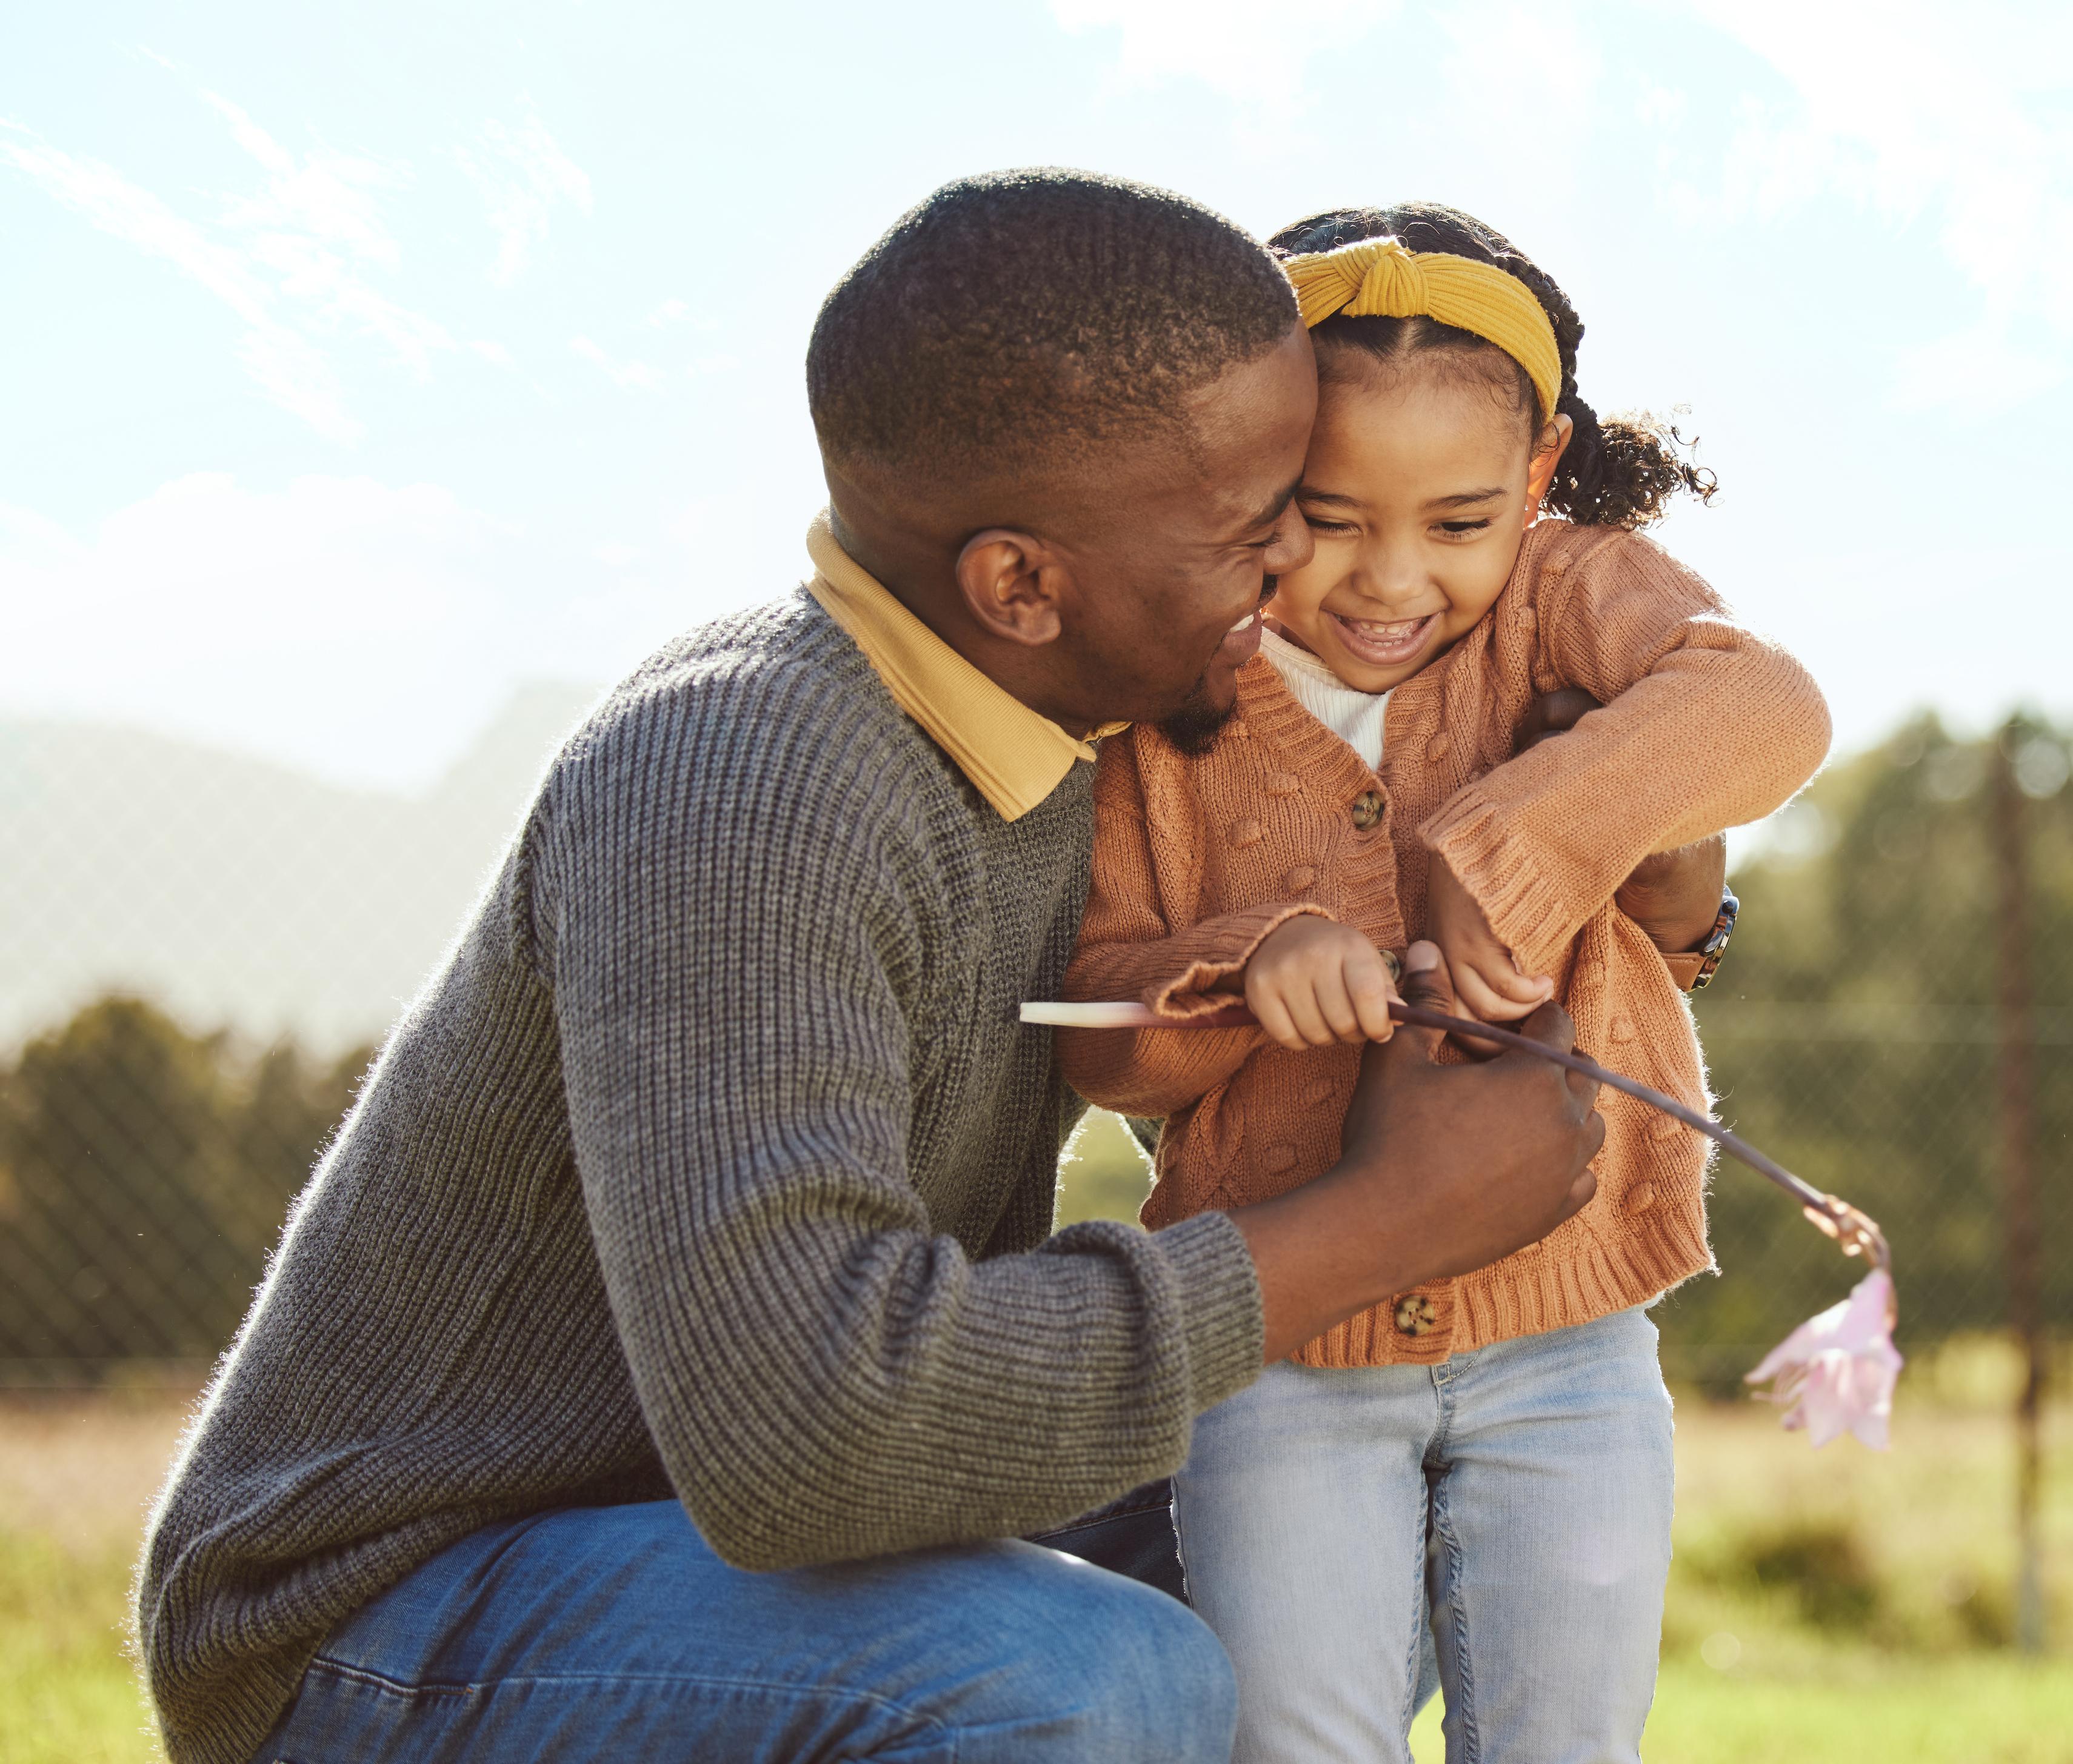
[
  {"x1": 7, "y1": 1182, "x2": 2070, "y2": 1763},
  {"x1": 1418, "y1": 1658, "x2": 2073, "y2": 1762},
  {"x1": 0, "y1": 1530, "x2": 162, "y2": 1764},
  {"x1": 17, "y1": 1522, "x2": 2067, "y2": 1764}
]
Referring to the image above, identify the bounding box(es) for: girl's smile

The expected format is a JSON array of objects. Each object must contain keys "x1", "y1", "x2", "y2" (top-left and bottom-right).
[
  {"x1": 1265, "y1": 351, "x2": 1571, "y2": 696},
  {"x1": 1322, "y1": 607, "x2": 1442, "y2": 669}
]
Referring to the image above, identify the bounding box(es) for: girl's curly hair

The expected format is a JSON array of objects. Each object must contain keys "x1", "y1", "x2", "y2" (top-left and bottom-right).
[{"x1": 1268, "y1": 202, "x2": 1715, "y2": 530}]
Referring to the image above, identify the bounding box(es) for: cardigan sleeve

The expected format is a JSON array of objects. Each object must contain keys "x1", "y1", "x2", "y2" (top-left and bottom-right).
[
  {"x1": 1059, "y1": 734, "x2": 1329, "y2": 1117},
  {"x1": 1419, "y1": 528, "x2": 1831, "y2": 978}
]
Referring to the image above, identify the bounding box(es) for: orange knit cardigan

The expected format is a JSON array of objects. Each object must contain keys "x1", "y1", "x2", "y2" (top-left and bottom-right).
[{"x1": 1059, "y1": 519, "x2": 1831, "y2": 1368}]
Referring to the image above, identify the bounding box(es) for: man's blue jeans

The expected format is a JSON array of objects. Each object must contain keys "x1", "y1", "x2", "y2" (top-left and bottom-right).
[{"x1": 257, "y1": 1496, "x2": 1235, "y2": 1762}]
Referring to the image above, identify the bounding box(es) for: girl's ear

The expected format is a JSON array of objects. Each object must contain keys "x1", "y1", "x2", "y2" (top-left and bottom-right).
[{"x1": 1523, "y1": 413, "x2": 1575, "y2": 529}]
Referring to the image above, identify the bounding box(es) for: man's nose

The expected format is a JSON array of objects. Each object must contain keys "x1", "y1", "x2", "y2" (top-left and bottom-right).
[{"x1": 1264, "y1": 496, "x2": 1314, "y2": 575}]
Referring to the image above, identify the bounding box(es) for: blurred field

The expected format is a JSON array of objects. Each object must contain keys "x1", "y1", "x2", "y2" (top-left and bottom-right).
[
  {"x1": 9, "y1": 1376, "x2": 2068, "y2": 1762},
  {"x1": 1, "y1": 1110, "x2": 2065, "y2": 1761},
  {"x1": 1, "y1": 1391, "x2": 184, "y2": 1763}
]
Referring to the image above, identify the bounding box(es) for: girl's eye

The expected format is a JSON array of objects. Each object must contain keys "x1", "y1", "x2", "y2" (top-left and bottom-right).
[
  {"x1": 1303, "y1": 514, "x2": 1355, "y2": 534},
  {"x1": 1437, "y1": 518, "x2": 1493, "y2": 536}
]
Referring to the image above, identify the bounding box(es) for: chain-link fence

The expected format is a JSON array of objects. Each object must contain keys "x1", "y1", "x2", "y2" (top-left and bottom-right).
[
  {"x1": 1661, "y1": 1002, "x2": 2072, "y2": 1388},
  {"x1": 2, "y1": 710, "x2": 2068, "y2": 1391}
]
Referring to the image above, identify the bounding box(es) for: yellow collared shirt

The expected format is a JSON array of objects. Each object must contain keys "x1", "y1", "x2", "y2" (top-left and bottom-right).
[{"x1": 804, "y1": 512, "x2": 1126, "y2": 822}]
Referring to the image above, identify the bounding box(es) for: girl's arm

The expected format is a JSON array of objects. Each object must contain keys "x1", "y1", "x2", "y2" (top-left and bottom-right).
[
  {"x1": 1059, "y1": 736, "x2": 1331, "y2": 1117},
  {"x1": 1515, "y1": 687, "x2": 1728, "y2": 955},
  {"x1": 1421, "y1": 527, "x2": 1830, "y2": 983}
]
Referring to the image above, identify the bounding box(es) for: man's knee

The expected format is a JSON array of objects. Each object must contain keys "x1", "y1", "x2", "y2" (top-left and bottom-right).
[{"x1": 996, "y1": 1556, "x2": 1236, "y2": 1763}]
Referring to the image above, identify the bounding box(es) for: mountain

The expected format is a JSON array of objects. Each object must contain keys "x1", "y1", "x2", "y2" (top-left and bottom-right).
[{"x1": 1, "y1": 682, "x2": 603, "y2": 1054}]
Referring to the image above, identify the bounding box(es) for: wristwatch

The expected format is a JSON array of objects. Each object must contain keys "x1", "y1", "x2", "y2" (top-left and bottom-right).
[{"x1": 1660, "y1": 886, "x2": 1738, "y2": 993}]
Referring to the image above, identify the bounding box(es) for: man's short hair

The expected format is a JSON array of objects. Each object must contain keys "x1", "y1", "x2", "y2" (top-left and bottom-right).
[{"x1": 807, "y1": 168, "x2": 1297, "y2": 488}]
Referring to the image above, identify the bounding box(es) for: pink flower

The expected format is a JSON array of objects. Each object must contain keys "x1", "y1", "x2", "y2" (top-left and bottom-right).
[{"x1": 1744, "y1": 1269, "x2": 1903, "y2": 1449}]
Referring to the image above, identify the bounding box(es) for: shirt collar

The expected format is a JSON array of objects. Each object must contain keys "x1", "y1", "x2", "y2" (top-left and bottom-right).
[{"x1": 804, "y1": 511, "x2": 1127, "y2": 823}]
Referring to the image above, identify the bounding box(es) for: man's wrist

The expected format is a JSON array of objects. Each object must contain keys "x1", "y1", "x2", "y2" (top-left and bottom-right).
[
  {"x1": 1615, "y1": 837, "x2": 1728, "y2": 954},
  {"x1": 1229, "y1": 1164, "x2": 1413, "y2": 1363}
]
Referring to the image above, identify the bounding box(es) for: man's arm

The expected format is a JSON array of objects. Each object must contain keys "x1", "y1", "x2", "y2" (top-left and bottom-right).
[
  {"x1": 542, "y1": 704, "x2": 1263, "y2": 1572},
  {"x1": 544, "y1": 692, "x2": 1603, "y2": 1568}
]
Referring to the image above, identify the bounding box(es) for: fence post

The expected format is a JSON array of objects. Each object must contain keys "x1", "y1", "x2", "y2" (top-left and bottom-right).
[{"x1": 1992, "y1": 719, "x2": 2048, "y2": 1655}]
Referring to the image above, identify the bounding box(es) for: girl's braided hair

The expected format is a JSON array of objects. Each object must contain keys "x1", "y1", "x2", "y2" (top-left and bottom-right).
[{"x1": 1268, "y1": 202, "x2": 1715, "y2": 530}]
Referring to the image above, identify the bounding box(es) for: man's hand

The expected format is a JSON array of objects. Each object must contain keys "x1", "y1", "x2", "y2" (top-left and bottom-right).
[
  {"x1": 1229, "y1": 942, "x2": 1603, "y2": 1362},
  {"x1": 1424, "y1": 857, "x2": 1553, "y2": 1026},
  {"x1": 1517, "y1": 688, "x2": 1728, "y2": 955},
  {"x1": 1241, "y1": 916, "x2": 1401, "y2": 1051}
]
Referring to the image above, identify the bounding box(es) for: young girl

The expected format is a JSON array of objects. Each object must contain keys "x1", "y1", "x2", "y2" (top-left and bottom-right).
[{"x1": 1058, "y1": 203, "x2": 1831, "y2": 1763}]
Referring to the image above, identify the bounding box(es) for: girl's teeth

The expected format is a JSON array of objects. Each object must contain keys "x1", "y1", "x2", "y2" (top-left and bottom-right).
[{"x1": 1343, "y1": 616, "x2": 1422, "y2": 637}]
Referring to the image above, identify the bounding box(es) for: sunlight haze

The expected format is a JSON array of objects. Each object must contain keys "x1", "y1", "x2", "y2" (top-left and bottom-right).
[{"x1": 6, "y1": 0, "x2": 2069, "y2": 795}]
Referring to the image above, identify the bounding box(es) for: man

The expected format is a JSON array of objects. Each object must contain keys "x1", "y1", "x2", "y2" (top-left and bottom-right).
[{"x1": 141, "y1": 170, "x2": 1629, "y2": 1764}]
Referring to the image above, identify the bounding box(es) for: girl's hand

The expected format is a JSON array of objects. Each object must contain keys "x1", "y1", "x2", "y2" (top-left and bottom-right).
[
  {"x1": 1243, "y1": 916, "x2": 1401, "y2": 1051},
  {"x1": 1425, "y1": 859, "x2": 1554, "y2": 1026}
]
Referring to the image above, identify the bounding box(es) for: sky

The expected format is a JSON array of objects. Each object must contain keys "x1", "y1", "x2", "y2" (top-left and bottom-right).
[{"x1": 5, "y1": 0, "x2": 2071, "y2": 796}]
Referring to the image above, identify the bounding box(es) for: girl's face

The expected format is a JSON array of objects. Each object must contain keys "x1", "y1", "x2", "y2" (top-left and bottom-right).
[{"x1": 1268, "y1": 350, "x2": 1569, "y2": 694}]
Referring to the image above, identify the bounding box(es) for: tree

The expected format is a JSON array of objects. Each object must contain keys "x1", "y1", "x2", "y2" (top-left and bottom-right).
[
  {"x1": 1663, "y1": 715, "x2": 2073, "y2": 1385},
  {"x1": 0, "y1": 997, "x2": 370, "y2": 1368}
]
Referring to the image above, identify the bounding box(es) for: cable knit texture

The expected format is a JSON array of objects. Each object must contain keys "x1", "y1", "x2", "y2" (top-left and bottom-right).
[
  {"x1": 135, "y1": 591, "x2": 1265, "y2": 1764},
  {"x1": 1061, "y1": 519, "x2": 1830, "y2": 1368}
]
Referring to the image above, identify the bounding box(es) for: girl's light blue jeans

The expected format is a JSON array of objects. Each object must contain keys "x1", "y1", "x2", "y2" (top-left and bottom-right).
[
  {"x1": 256, "y1": 1497, "x2": 1236, "y2": 1762},
  {"x1": 1173, "y1": 1306, "x2": 1675, "y2": 1764}
]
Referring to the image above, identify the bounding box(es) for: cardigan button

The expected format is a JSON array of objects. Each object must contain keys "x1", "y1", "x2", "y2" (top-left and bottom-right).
[
  {"x1": 1350, "y1": 790, "x2": 1384, "y2": 830},
  {"x1": 1393, "y1": 1294, "x2": 1438, "y2": 1337}
]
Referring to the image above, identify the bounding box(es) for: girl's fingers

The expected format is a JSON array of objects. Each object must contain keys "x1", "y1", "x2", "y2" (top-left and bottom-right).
[
  {"x1": 1249, "y1": 987, "x2": 1307, "y2": 1053},
  {"x1": 1346, "y1": 957, "x2": 1398, "y2": 1042},
  {"x1": 1315, "y1": 970, "x2": 1363, "y2": 1043},
  {"x1": 1453, "y1": 962, "x2": 1531, "y2": 1026},
  {"x1": 1437, "y1": 917, "x2": 1549, "y2": 1006},
  {"x1": 1284, "y1": 985, "x2": 1337, "y2": 1048},
  {"x1": 1478, "y1": 948, "x2": 1552, "y2": 1004}
]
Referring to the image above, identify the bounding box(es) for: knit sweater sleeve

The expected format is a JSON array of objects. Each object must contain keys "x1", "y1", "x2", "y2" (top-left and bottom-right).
[
  {"x1": 1059, "y1": 734, "x2": 1327, "y2": 1116},
  {"x1": 1420, "y1": 528, "x2": 1831, "y2": 977},
  {"x1": 539, "y1": 690, "x2": 1263, "y2": 1571}
]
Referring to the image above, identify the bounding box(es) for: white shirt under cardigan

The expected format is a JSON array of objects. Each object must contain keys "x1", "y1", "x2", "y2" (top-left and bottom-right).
[{"x1": 1259, "y1": 624, "x2": 1390, "y2": 770}]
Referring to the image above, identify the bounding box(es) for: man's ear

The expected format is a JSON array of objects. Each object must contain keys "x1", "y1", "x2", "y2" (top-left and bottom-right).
[
  {"x1": 955, "y1": 529, "x2": 1071, "y2": 648},
  {"x1": 1523, "y1": 412, "x2": 1575, "y2": 528}
]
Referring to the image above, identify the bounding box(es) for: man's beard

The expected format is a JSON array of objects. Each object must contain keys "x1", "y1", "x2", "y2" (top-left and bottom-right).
[
  {"x1": 1157, "y1": 577, "x2": 1274, "y2": 755},
  {"x1": 1158, "y1": 676, "x2": 1238, "y2": 756}
]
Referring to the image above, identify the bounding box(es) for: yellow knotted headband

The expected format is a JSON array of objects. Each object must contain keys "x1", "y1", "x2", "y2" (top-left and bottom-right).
[{"x1": 1283, "y1": 239, "x2": 1563, "y2": 424}]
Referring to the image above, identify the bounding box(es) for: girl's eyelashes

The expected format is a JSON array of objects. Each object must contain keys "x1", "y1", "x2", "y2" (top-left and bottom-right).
[{"x1": 1299, "y1": 510, "x2": 1497, "y2": 538}]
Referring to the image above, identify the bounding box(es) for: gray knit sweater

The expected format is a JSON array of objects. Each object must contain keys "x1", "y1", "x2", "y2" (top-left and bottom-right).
[{"x1": 136, "y1": 592, "x2": 1265, "y2": 1764}]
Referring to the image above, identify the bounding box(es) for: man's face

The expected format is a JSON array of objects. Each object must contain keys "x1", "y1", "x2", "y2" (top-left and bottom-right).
[{"x1": 1041, "y1": 325, "x2": 1318, "y2": 733}]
